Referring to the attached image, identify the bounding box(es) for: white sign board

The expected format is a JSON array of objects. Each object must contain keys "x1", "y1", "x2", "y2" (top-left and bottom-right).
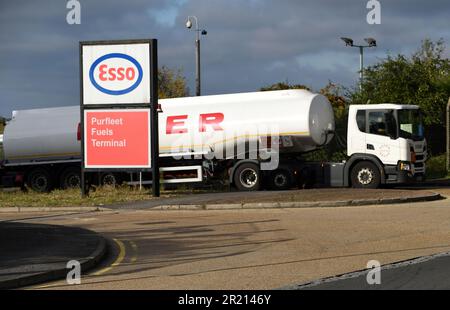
[{"x1": 82, "y1": 42, "x2": 150, "y2": 105}]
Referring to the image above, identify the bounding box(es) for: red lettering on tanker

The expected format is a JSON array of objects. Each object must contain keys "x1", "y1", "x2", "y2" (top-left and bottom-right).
[
  {"x1": 166, "y1": 113, "x2": 224, "y2": 134},
  {"x1": 85, "y1": 110, "x2": 150, "y2": 167},
  {"x1": 199, "y1": 113, "x2": 224, "y2": 132},
  {"x1": 166, "y1": 115, "x2": 188, "y2": 134}
]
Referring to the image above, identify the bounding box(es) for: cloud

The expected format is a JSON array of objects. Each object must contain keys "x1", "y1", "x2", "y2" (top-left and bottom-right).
[{"x1": 0, "y1": 0, "x2": 448, "y2": 116}]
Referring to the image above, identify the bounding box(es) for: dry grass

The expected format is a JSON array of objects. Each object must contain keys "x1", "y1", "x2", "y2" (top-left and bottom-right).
[
  {"x1": 0, "y1": 185, "x2": 166, "y2": 208},
  {"x1": 0, "y1": 184, "x2": 224, "y2": 208}
]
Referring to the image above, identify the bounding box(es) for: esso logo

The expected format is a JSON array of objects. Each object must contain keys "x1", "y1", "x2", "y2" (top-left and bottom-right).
[{"x1": 89, "y1": 53, "x2": 143, "y2": 95}]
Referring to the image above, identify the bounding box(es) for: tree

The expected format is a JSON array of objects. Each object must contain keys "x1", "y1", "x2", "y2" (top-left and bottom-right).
[
  {"x1": 351, "y1": 39, "x2": 450, "y2": 154},
  {"x1": 158, "y1": 66, "x2": 189, "y2": 99},
  {"x1": 0, "y1": 117, "x2": 5, "y2": 134},
  {"x1": 259, "y1": 81, "x2": 349, "y2": 161},
  {"x1": 260, "y1": 82, "x2": 310, "y2": 92},
  {"x1": 302, "y1": 82, "x2": 349, "y2": 162}
]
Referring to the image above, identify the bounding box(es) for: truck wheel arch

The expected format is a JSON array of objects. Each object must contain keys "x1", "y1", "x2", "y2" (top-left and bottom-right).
[
  {"x1": 229, "y1": 160, "x2": 261, "y2": 185},
  {"x1": 344, "y1": 154, "x2": 385, "y2": 187}
]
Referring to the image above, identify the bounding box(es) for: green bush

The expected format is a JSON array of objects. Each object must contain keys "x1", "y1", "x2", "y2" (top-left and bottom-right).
[{"x1": 426, "y1": 154, "x2": 448, "y2": 179}]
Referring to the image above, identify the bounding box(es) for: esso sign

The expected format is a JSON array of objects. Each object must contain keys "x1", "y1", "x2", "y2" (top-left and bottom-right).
[
  {"x1": 99, "y1": 64, "x2": 135, "y2": 81},
  {"x1": 82, "y1": 42, "x2": 151, "y2": 105},
  {"x1": 89, "y1": 53, "x2": 143, "y2": 95}
]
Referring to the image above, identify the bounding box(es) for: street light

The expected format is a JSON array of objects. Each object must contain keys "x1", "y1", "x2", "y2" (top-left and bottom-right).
[
  {"x1": 340, "y1": 37, "x2": 377, "y2": 90},
  {"x1": 186, "y1": 16, "x2": 207, "y2": 96}
]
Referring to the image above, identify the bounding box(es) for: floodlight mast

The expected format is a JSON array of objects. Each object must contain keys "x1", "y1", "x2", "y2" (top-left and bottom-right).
[
  {"x1": 340, "y1": 37, "x2": 377, "y2": 90},
  {"x1": 186, "y1": 16, "x2": 207, "y2": 96}
]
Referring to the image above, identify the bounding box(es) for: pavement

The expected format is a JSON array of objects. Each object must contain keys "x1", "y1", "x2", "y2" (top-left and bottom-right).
[
  {"x1": 287, "y1": 251, "x2": 450, "y2": 290},
  {"x1": 103, "y1": 188, "x2": 442, "y2": 210},
  {"x1": 0, "y1": 186, "x2": 449, "y2": 289},
  {"x1": 0, "y1": 221, "x2": 106, "y2": 289},
  {"x1": 0, "y1": 187, "x2": 446, "y2": 289}
]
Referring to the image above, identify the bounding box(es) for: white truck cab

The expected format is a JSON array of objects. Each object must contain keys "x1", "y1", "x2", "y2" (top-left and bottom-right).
[{"x1": 346, "y1": 104, "x2": 426, "y2": 187}]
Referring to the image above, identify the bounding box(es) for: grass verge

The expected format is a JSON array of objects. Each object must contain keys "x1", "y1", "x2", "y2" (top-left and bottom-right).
[
  {"x1": 0, "y1": 184, "x2": 226, "y2": 208},
  {"x1": 0, "y1": 185, "x2": 164, "y2": 208}
]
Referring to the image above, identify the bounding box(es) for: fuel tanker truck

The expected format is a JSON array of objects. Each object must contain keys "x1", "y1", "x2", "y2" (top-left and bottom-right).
[{"x1": 0, "y1": 89, "x2": 427, "y2": 192}]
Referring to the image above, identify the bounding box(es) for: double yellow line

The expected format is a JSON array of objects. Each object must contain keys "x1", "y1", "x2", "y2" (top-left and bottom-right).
[
  {"x1": 92, "y1": 238, "x2": 126, "y2": 276},
  {"x1": 34, "y1": 238, "x2": 137, "y2": 289}
]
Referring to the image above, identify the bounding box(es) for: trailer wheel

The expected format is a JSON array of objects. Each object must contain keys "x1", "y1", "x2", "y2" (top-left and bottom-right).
[
  {"x1": 60, "y1": 167, "x2": 81, "y2": 189},
  {"x1": 100, "y1": 173, "x2": 120, "y2": 187},
  {"x1": 350, "y1": 161, "x2": 381, "y2": 189},
  {"x1": 233, "y1": 162, "x2": 260, "y2": 191},
  {"x1": 268, "y1": 169, "x2": 292, "y2": 190},
  {"x1": 26, "y1": 168, "x2": 52, "y2": 192}
]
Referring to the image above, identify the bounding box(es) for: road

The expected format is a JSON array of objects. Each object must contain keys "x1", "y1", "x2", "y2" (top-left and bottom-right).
[
  {"x1": 294, "y1": 251, "x2": 450, "y2": 289},
  {"x1": 2, "y1": 187, "x2": 450, "y2": 289}
]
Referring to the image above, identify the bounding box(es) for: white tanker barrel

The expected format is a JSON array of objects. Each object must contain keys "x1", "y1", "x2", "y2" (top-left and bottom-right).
[
  {"x1": 2, "y1": 90, "x2": 334, "y2": 164},
  {"x1": 3, "y1": 106, "x2": 80, "y2": 164},
  {"x1": 158, "y1": 89, "x2": 335, "y2": 156}
]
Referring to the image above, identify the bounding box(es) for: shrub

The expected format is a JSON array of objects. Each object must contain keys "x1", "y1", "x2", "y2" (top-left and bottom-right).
[{"x1": 426, "y1": 154, "x2": 447, "y2": 179}]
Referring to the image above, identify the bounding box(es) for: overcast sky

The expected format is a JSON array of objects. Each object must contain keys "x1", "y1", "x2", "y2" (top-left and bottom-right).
[{"x1": 0, "y1": 0, "x2": 448, "y2": 116}]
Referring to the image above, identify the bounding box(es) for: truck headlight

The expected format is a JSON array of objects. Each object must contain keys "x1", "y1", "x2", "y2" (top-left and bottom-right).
[{"x1": 398, "y1": 161, "x2": 411, "y2": 171}]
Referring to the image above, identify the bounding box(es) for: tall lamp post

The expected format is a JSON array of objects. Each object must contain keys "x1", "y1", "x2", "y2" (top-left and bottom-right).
[
  {"x1": 186, "y1": 16, "x2": 207, "y2": 96},
  {"x1": 341, "y1": 37, "x2": 377, "y2": 90}
]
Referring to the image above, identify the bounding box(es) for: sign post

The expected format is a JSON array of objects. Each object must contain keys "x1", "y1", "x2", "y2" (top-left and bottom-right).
[
  {"x1": 150, "y1": 41, "x2": 160, "y2": 197},
  {"x1": 80, "y1": 39, "x2": 159, "y2": 197}
]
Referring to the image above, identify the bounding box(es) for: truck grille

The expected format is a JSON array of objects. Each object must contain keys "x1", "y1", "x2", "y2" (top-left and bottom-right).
[{"x1": 414, "y1": 152, "x2": 426, "y2": 173}]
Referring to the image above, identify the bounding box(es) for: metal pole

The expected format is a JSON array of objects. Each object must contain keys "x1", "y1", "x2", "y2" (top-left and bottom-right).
[
  {"x1": 195, "y1": 38, "x2": 201, "y2": 96},
  {"x1": 79, "y1": 42, "x2": 88, "y2": 198},
  {"x1": 359, "y1": 46, "x2": 364, "y2": 91},
  {"x1": 150, "y1": 39, "x2": 160, "y2": 197}
]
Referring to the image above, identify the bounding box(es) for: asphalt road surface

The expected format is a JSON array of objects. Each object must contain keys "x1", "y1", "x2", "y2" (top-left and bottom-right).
[
  {"x1": 293, "y1": 251, "x2": 450, "y2": 289},
  {"x1": 2, "y1": 187, "x2": 450, "y2": 290}
]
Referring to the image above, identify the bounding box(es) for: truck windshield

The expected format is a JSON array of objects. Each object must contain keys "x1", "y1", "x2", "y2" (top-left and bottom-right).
[{"x1": 397, "y1": 109, "x2": 424, "y2": 141}]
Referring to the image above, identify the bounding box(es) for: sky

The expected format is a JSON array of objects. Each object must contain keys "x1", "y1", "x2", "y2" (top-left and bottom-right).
[{"x1": 0, "y1": 0, "x2": 449, "y2": 117}]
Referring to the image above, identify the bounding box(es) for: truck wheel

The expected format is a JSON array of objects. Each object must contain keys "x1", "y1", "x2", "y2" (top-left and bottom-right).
[
  {"x1": 60, "y1": 167, "x2": 81, "y2": 189},
  {"x1": 233, "y1": 162, "x2": 260, "y2": 191},
  {"x1": 26, "y1": 168, "x2": 52, "y2": 192},
  {"x1": 350, "y1": 161, "x2": 381, "y2": 189},
  {"x1": 100, "y1": 173, "x2": 120, "y2": 187},
  {"x1": 268, "y1": 169, "x2": 292, "y2": 190}
]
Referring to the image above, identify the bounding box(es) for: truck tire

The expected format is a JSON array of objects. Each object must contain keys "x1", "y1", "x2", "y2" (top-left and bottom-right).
[
  {"x1": 233, "y1": 162, "x2": 260, "y2": 191},
  {"x1": 100, "y1": 173, "x2": 120, "y2": 187},
  {"x1": 60, "y1": 167, "x2": 81, "y2": 189},
  {"x1": 350, "y1": 161, "x2": 381, "y2": 189},
  {"x1": 268, "y1": 169, "x2": 292, "y2": 190},
  {"x1": 26, "y1": 168, "x2": 53, "y2": 192}
]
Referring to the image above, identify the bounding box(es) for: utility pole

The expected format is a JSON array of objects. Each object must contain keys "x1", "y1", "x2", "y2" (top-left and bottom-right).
[
  {"x1": 186, "y1": 16, "x2": 207, "y2": 96},
  {"x1": 341, "y1": 37, "x2": 377, "y2": 91}
]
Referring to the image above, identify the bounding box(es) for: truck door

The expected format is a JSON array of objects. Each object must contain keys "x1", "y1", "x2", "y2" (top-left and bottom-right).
[
  {"x1": 365, "y1": 110, "x2": 400, "y2": 165},
  {"x1": 349, "y1": 110, "x2": 367, "y2": 153}
]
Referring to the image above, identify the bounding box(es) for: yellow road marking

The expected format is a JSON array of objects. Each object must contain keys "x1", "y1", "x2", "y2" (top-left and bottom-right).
[
  {"x1": 32, "y1": 238, "x2": 126, "y2": 289},
  {"x1": 129, "y1": 240, "x2": 138, "y2": 263},
  {"x1": 34, "y1": 282, "x2": 58, "y2": 289},
  {"x1": 92, "y1": 238, "x2": 126, "y2": 276}
]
